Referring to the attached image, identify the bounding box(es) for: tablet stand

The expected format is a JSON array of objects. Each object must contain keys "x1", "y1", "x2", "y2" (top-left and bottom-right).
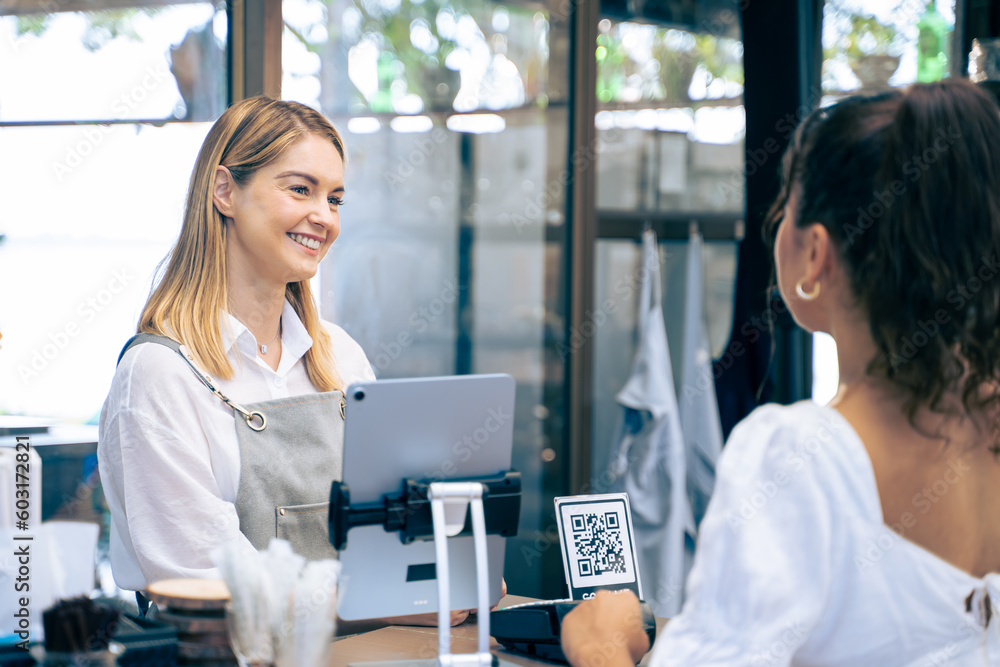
[
  {"x1": 329, "y1": 471, "x2": 521, "y2": 550},
  {"x1": 330, "y1": 471, "x2": 521, "y2": 667},
  {"x1": 429, "y1": 482, "x2": 493, "y2": 667}
]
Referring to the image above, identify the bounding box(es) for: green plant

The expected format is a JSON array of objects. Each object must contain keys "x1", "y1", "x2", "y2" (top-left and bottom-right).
[{"x1": 844, "y1": 13, "x2": 898, "y2": 60}]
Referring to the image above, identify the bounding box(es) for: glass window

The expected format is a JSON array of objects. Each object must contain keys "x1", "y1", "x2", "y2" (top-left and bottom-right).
[
  {"x1": 594, "y1": 15, "x2": 745, "y2": 214},
  {"x1": 282, "y1": 0, "x2": 568, "y2": 598},
  {"x1": 0, "y1": 3, "x2": 228, "y2": 422},
  {"x1": 822, "y1": 0, "x2": 956, "y2": 98},
  {"x1": 590, "y1": 7, "x2": 743, "y2": 484}
]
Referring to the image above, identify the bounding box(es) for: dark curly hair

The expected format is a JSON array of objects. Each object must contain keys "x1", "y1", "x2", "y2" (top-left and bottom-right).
[{"x1": 765, "y1": 79, "x2": 1000, "y2": 449}]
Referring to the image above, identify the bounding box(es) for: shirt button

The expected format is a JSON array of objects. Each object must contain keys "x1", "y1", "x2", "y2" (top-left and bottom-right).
[{"x1": 273, "y1": 377, "x2": 285, "y2": 388}]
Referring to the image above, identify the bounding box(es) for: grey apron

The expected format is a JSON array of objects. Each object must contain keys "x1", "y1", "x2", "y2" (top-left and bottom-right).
[{"x1": 117, "y1": 334, "x2": 343, "y2": 561}]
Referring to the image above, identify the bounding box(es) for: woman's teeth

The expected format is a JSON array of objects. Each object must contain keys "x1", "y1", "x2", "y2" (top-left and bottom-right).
[{"x1": 288, "y1": 233, "x2": 321, "y2": 250}]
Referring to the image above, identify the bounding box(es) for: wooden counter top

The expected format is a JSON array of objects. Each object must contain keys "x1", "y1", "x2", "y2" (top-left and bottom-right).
[{"x1": 329, "y1": 595, "x2": 668, "y2": 667}]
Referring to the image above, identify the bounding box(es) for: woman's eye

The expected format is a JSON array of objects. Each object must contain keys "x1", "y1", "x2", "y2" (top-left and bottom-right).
[
  {"x1": 329, "y1": 196, "x2": 344, "y2": 207},
  {"x1": 291, "y1": 185, "x2": 308, "y2": 195}
]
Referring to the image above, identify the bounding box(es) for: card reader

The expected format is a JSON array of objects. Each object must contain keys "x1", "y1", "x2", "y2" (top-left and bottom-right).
[{"x1": 489, "y1": 598, "x2": 656, "y2": 663}]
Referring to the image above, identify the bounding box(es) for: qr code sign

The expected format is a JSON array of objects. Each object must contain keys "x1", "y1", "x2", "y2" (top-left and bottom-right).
[
  {"x1": 570, "y1": 512, "x2": 626, "y2": 577},
  {"x1": 557, "y1": 497, "x2": 637, "y2": 589}
]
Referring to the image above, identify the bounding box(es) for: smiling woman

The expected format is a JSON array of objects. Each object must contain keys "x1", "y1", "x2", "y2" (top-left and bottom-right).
[
  {"x1": 96, "y1": 97, "x2": 376, "y2": 594},
  {"x1": 213, "y1": 133, "x2": 346, "y2": 370}
]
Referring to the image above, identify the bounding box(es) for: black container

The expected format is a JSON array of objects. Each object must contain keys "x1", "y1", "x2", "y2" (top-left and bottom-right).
[{"x1": 112, "y1": 613, "x2": 178, "y2": 667}]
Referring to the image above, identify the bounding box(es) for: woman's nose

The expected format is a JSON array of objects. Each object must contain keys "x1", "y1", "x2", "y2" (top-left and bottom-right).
[{"x1": 308, "y1": 202, "x2": 336, "y2": 228}]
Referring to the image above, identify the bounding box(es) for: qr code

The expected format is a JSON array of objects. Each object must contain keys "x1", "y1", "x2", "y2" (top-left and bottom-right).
[{"x1": 570, "y1": 512, "x2": 626, "y2": 577}]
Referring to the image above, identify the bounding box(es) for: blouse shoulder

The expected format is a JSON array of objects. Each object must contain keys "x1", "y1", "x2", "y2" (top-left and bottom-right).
[
  {"x1": 719, "y1": 400, "x2": 881, "y2": 522},
  {"x1": 104, "y1": 338, "x2": 213, "y2": 416},
  {"x1": 321, "y1": 320, "x2": 377, "y2": 385},
  {"x1": 649, "y1": 401, "x2": 882, "y2": 664},
  {"x1": 111, "y1": 338, "x2": 193, "y2": 393}
]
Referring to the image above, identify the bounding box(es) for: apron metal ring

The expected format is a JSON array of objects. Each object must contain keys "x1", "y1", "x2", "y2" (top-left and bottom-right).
[{"x1": 245, "y1": 411, "x2": 267, "y2": 431}]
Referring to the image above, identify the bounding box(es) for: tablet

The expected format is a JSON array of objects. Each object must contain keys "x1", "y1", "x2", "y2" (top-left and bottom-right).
[{"x1": 335, "y1": 373, "x2": 515, "y2": 621}]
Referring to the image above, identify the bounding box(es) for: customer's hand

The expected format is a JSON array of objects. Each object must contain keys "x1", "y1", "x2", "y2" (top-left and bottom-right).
[{"x1": 560, "y1": 591, "x2": 650, "y2": 667}]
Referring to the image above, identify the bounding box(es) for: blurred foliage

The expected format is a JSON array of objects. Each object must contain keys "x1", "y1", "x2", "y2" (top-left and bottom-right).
[
  {"x1": 822, "y1": 5, "x2": 915, "y2": 91},
  {"x1": 14, "y1": 8, "x2": 163, "y2": 51},
  {"x1": 15, "y1": 15, "x2": 50, "y2": 37},
  {"x1": 842, "y1": 13, "x2": 898, "y2": 60},
  {"x1": 694, "y1": 33, "x2": 743, "y2": 84},
  {"x1": 599, "y1": 22, "x2": 743, "y2": 105},
  {"x1": 285, "y1": 0, "x2": 545, "y2": 112},
  {"x1": 357, "y1": 0, "x2": 459, "y2": 64},
  {"x1": 596, "y1": 32, "x2": 629, "y2": 103},
  {"x1": 357, "y1": 0, "x2": 462, "y2": 105}
]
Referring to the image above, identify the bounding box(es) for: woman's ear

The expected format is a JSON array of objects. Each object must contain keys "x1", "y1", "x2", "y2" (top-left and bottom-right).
[
  {"x1": 804, "y1": 222, "x2": 833, "y2": 283},
  {"x1": 212, "y1": 165, "x2": 237, "y2": 218}
]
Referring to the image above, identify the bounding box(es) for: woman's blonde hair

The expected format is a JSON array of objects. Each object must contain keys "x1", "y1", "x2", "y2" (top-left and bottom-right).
[{"x1": 139, "y1": 96, "x2": 347, "y2": 393}]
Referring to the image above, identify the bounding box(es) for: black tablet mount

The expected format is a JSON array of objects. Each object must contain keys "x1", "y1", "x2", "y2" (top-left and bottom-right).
[
  {"x1": 328, "y1": 470, "x2": 522, "y2": 550},
  {"x1": 328, "y1": 470, "x2": 523, "y2": 667}
]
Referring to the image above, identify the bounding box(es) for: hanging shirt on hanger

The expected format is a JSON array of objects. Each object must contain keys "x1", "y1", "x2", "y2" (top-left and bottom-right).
[
  {"x1": 680, "y1": 229, "x2": 724, "y2": 530},
  {"x1": 607, "y1": 228, "x2": 695, "y2": 618}
]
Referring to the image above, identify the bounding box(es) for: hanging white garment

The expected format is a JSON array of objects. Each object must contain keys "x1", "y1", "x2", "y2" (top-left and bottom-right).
[
  {"x1": 679, "y1": 229, "x2": 724, "y2": 529},
  {"x1": 607, "y1": 228, "x2": 695, "y2": 618}
]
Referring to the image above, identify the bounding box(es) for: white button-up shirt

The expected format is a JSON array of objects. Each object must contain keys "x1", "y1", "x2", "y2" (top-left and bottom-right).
[{"x1": 98, "y1": 301, "x2": 375, "y2": 591}]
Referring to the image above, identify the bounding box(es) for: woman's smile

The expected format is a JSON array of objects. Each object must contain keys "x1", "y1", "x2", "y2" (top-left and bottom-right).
[{"x1": 287, "y1": 232, "x2": 323, "y2": 252}]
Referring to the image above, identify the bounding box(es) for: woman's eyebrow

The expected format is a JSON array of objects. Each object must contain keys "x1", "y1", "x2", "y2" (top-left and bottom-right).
[
  {"x1": 276, "y1": 170, "x2": 318, "y2": 185},
  {"x1": 276, "y1": 171, "x2": 344, "y2": 192}
]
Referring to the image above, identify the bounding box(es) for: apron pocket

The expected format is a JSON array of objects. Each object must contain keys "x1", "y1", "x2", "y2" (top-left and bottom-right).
[{"x1": 275, "y1": 501, "x2": 340, "y2": 561}]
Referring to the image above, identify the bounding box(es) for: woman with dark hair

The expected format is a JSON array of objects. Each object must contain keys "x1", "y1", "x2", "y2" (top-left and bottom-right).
[{"x1": 561, "y1": 79, "x2": 1000, "y2": 664}]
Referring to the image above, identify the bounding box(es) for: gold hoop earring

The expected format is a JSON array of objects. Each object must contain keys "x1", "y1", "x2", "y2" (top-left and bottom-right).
[{"x1": 795, "y1": 279, "x2": 820, "y2": 301}]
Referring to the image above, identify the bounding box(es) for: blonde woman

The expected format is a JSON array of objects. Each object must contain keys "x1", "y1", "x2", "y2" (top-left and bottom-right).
[
  {"x1": 98, "y1": 96, "x2": 372, "y2": 594},
  {"x1": 98, "y1": 98, "x2": 483, "y2": 625}
]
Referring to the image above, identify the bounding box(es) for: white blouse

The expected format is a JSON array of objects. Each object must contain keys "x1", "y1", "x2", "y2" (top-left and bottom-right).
[
  {"x1": 97, "y1": 301, "x2": 375, "y2": 591},
  {"x1": 651, "y1": 400, "x2": 1000, "y2": 666}
]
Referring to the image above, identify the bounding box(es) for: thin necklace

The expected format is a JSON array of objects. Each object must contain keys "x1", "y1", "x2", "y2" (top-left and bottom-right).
[{"x1": 260, "y1": 318, "x2": 281, "y2": 355}]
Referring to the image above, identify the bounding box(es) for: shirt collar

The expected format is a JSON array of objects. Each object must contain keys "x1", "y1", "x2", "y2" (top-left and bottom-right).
[{"x1": 221, "y1": 300, "x2": 314, "y2": 369}]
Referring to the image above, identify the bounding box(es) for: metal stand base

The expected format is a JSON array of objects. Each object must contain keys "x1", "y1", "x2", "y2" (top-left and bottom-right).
[{"x1": 348, "y1": 482, "x2": 499, "y2": 667}]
